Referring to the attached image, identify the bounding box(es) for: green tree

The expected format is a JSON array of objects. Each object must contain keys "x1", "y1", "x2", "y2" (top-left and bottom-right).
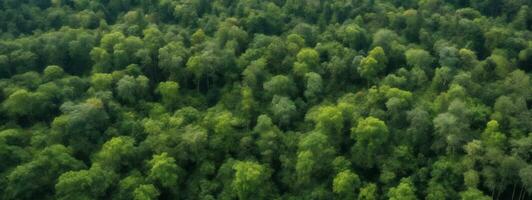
[
  {"x1": 55, "y1": 164, "x2": 116, "y2": 200},
  {"x1": 351, "y1": 117, "x2": 389, "y2": 168},
  {"x1": 51, "y1": 98, "x2": 109, "y2": 156},
  {"x1": 232, "y1": 161, "x2": 272, "y2": 200},
  {"x1": 94, "y1": 136, "x2": 136, "y2": 171},
  {"x1": 358, "y1": 47, "x2": 388, "y2": 83},
  {"x1": 134, "y1": 184, "x2": 160, "y2": 200},
  {"x1": 148, "y1": 152, "x2": 181, "y2": 189},
  {"x1": 43, "y1": 65, "x2": 65, "y2": 81},
  {"x1": 2, "y1": 89, "x2": 51, "y2": 118},
  {"x1": 333, "y1": 170, "x2": 361, "y2": 199},
  {"x1": 338, "y1": 24, "x2": 369, "y2": 50},
  {"x1": 405, "y1": 48, "x2": 433, "y2": 69},
  {"x1": 293, "y1": 48, "x2": 320, "y2": 76},
  {"x1": 388, "y1": 178, "x2": 417, "y2": 200},
  {"x1": 459, "y1": 188, "x2": 490, "y2": 200},
  {"x1": 304, "y1": 72, "x2": 323, "y2": 102},
  {"x1": 116, "y1": 75, "x2": 149, "y2": 104},
  {"x1": 358, "y1": 183, "x2": 378, "y2": 200},
  {"x1": 270, "y1": 95, "x2": 297, "y2": 127},
  {"x1": 156, "y1": 81, "x2": 180, "y2": 110},
  {"x1": 91, "y1": 73, "x2": 114, "y2": 91},
  {"x1": 4, "y1": 145, "x2": 85, "y2": 200},
  {"x1": 158, "y1": 41, "x2": 189, "y2": 81},
  {"x1": 263, "y1": 75, "x2": 296, "y2": 97}
]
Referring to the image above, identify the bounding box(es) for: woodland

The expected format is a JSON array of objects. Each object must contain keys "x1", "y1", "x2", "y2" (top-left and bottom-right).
[{"x1": 0, "y1": 0, "x2": 531, "y2": 200}]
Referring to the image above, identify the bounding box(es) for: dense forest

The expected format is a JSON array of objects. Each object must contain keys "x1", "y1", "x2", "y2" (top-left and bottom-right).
[{"x1": 0, "y1": 0, "x2": 531, "y2": 199}]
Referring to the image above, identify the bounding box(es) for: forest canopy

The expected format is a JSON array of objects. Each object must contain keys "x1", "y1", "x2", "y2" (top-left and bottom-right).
[{"x1": 0, "y1": 0, "x2": 531, "y2": 200}]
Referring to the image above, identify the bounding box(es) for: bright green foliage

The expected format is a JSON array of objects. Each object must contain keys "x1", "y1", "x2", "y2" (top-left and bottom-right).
[
  {"x1": 351, "y1": 117, "x2": 389, "y2": 168},
  {"x1": 133, "y1": 184, "x2": 160, "y2": 200},
  {"x1": 304, "y1": 72, "x2": 323, "y2": 102},
  {"x1": 254, "y1": 115, "x2": 281, "y2": 163},
  {"x1": 116, "y1": 75, "x2": 149, "y2": 104},
  {"x1": 0, "y1": 1, "x2": 531, "y2": 200},
  {"x1": 43, "y1": 65, "x2": 65, "y2": 80},
  {"x1": 388, "y1": 178, "x2": 417, "y2": 200},
  {"x1": 55, "y1": 164, "x2": 116, "y2": 200},
  {"x1": 463, "y1": 170, "x2": 479, "y2": 188},
  {"x1": 338, "y1": 24, "x2": 369, "y2": 50},
  {"x1": 94, "y1": 136, "x2": 136, "y2": 170},
  {"x1": 158, "y1": 42, "x2": 188, "y2": 81},
  {"x1": 358, "y1": 57, "x2": 381, "y2": 81},
  {"x1": 293, "y1": 48, "x2": 320, "y2": 76},
  {"x1": 358, "y1": 48, "x2": 388, "y2": 83},
  {"x1": 459, "y1": 188, "x2": 490, "y2": 200},
  {"x1": 156, "y1": 81, "x2": 180, "y2": 109},
  {"x1": 148, "y1": 152, "x2": 180, "y2": 188},
  {"x1": 232, "y1": 161, "x2": 271, "y2": 200},
  {"x1": 2, "y1": 89, "x2": 51, "y2": 118},
  {"x1": 263, "y1": 75, "x2": 296, "y2": 97},
  {"x1": 91, "y1": 73, "x2": 114, "y2": 91},
  {"x1": 296, "y1": 131, "x2": 335, "y2": 185},
  {"x1": 358, "y1": 183, "x2": 377, "y2": 200},
  {"x1": 333, "y1": 170, "x2": 361, "y2": 199},
  {"x1": 481, "y1": 120, "x2": 506, "y2": 149},
  {"x1": 3, "y1": 145, "x2": 85, "y2": 200},
  {"x1": 405, "y1": 48, "x2": 433, "y2": 68},
  {"x1": 308, "y1": 105, "x2": 343, "y2": 134}
]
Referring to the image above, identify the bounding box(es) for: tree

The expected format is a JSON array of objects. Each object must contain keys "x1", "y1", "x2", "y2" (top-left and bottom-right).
[
  {"x1": 2, "y1": 89, "x2": 51, "y2": 118},
  {"x1": 463, "y1": 170, "x2": 479, "y2": 188},
  {"x1": 480, "y1": 120, "x2": 506, "y2": 149},
  {"x1": 94, "y1": 136, "x2": 136, "y2": 171},
  {"x1": 263, "y1": 75, "x2": 296, "y2": 97},
  {"x1": 459, "y1": 188, "x2": 490, "y2": 200},
  {"x1": 91, "y1": 73, "x2": 114, "y2": 91},
  {"x1": 116, "y1": 75, "x2": 149, "y2": 104},
  {"x1": 232, "y1": 161, "x2": 272, "y2": 200},
  {"x1": 55, "y1": 164, "x2": 116, "y2": 200},
  {"x1": 351, "y1": 117, "x2": 389, "y2": 168},
  {"x1": 438, "y1": 46, "x2": 460, "y2": 68},
  {"x1": 293, "y1": 48, "x2": 320, "y2": 76},
  {"x1": 134, "y1": 184, "x2": 160, "y2": 200},
  {"x1": 519, "y1": 165, "x2": 532, "y2": 194},
  {"x1": 254, "y1": 115, "x2": 282, "y2": 163},
  {"x1": 90, "y1": 47, "x2": 112, "y2": 73},
  {"x1": 270, "y1": 95, "x2": 297, "y2": 127},
  {"x1": 333, "y1": 170, "x2": 361, "y2": 199},
  {"x1": 156, "y1": 81, "x2": 180, "y2": 110},
  {"x1": 358, "y1": 56, "x2": 381, "y2": 82},
  {"x1": 51, "y1": 98, "x2": 109, "y2": 156},
  {"x1": 185, "y1": 50, "x2": 222, "y2": 91},
  {"x1": 358, "y1": 183, "x2": 377, "y2": 200},
  {"x1": 43, "y1": 65, "x2": 65, "y2": 81},
  {"x1": 307, "y1": 105, "x2": 343, "y2": 134},
  {"x1": 296, "y1": 131, "x2": 335, "y2": 186},
  {"x1": 3, "y1": 145, "x2": 85, "y2": 200},
  {"x1": 405, "y1": 48, "x2": 433, "y2": 69},
  {"x1": 358, "y1": 47, "x2": 387, "y2": 83},
  {"x1": 304, "y1": 72, "x2": 323, "y2": 102},
  {"x1": 338, "y1": 24, "x2": 369, "y2": 50},
  {"x1": 388, "y1": 178, "x2": 417, "y2": 200},
  {"x1": 242, "y1": 58, "x2": 267, "y2": 90},
  {"x1": 158, "y1": 41, "x2": 189, "y2": 81},
  {"x1": 148, "y1": 152, "x2": 181, "y2": 189}
]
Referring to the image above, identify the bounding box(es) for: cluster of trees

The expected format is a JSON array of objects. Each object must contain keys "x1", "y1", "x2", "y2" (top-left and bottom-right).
[{"x1": 1, "y1": 0, "x2": 531, "y2": 199}]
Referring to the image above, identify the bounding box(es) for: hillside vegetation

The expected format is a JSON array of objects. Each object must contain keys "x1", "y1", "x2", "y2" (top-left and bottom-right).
[{"x1": 0, "y1": 0, "x2": 531, "y2": 199}]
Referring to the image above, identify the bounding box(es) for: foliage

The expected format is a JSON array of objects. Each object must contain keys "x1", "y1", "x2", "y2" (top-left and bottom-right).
[{"x1": 0, "y1": 0, "x2": 531, "y2": 199}]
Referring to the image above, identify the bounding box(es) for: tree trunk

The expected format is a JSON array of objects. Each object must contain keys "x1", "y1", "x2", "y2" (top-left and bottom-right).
[{"x1": 512, "y1": 183, "x2": 517, "y2": 200}]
